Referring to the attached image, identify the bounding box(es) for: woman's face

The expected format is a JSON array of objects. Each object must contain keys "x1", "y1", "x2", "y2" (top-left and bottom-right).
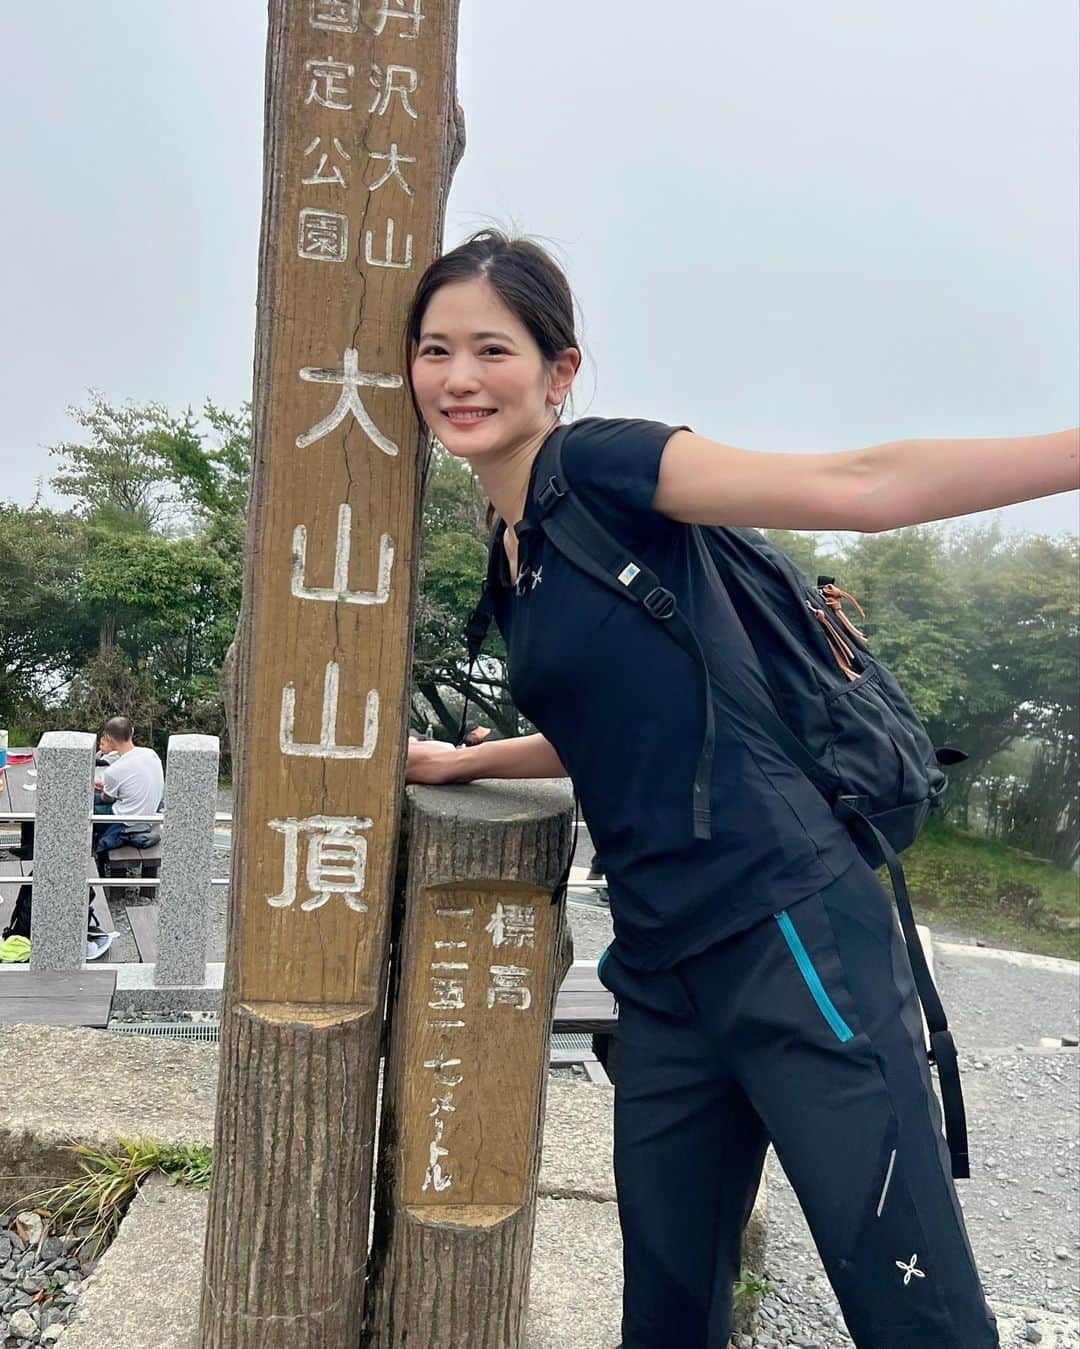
[{"x1": 410, "y1": 277, "x2": 576, "y2": 463}]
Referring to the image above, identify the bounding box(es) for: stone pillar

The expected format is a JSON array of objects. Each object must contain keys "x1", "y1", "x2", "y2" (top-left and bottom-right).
[
  {"x1": 29, "y1": 731, "x2": 96, "y2": 971},
  {"x1": 155, "y1": 734, "x2": 220, "y2": 987}
]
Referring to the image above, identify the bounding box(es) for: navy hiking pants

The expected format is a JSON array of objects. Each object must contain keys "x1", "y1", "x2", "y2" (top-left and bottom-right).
[{"x1": 599, "y1": 854, "x2": 998, "y2": 1349}]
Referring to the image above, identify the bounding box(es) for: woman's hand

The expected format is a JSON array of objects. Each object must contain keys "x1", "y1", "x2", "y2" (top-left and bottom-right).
[{"x1": 405, "y1": 738, "x2": 465, "y2": 785}]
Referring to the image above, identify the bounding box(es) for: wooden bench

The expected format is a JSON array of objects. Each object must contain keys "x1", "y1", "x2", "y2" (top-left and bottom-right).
[
  {"x1": 104, "y1": 841, "x2": 162, "y2": 901},
  {"x1": 553, "y1": 961, "x2": 619, "y2": 1081}
]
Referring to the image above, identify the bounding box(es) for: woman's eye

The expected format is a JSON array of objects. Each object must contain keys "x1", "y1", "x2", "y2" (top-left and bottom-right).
[
  {"x1": 480, "y1": 345, "x2": 506, "y2": 356},
  {"x1": 419, "y1": 345, "x2": 446, "y2": 357}
]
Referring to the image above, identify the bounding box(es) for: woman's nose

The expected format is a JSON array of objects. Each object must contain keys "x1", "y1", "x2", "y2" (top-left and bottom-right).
[{"x1": 442, "y1": 355, "x2": 481, "y2": 394}]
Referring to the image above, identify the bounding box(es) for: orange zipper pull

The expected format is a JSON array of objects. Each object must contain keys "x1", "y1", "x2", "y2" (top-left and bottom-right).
[
  {"x1": 810, "y1": 607, "x2": 860, "y2": 679},
  {"x1": 821, "y1": 583, "x2": 868, "y2": 641}
]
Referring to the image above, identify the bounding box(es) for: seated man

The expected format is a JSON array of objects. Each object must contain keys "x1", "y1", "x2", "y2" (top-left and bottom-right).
[{"x1": 92, "y1": 715, "x2": 165, "y2": 873}]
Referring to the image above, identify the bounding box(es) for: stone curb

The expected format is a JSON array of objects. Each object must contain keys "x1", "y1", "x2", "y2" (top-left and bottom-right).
[
  {"x1": 57, "y1": 1185, "x2": 768, "y2": 1349},
  {"x1": 1, "y1": 1024, "x2": 768, "y2": 1344},
  {"x1": 0, "y1": 1024, "x2": 217, "y2": 1212},
  {"x1": 0, "y1": 1028, "x2": 620, "y2": 1208}
]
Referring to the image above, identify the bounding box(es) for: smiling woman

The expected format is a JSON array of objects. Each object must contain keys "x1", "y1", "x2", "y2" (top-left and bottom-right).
[
  {"x1": 405, "y1": 235, "x2": 580, "y2": 519},
  {"x1": 400, "y1": 227, "x2": 1077, "y2": 1349}
]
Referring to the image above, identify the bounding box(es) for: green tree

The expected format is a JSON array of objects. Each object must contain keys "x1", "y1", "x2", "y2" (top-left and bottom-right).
[
  {"x1": 0, "y1": 502, "x2": 95, "y2": 729},
  {"x1": 61, "y1": 648, "x2": 164, "y2": 746},
  {"x1": 834, "y1": 522, "x2": 1078, "y2": 864},
  {"x1": 48, "y1": 391, "x2": 175, "y2": 530},
  {"x1": 952, "y1": 531, "x2": 1080, "y2": 863},
  {"x1": 411, "y1": 445, "x2": 517, "y2": 738},
  {"x1": 762, "y1": 528, "x2": 842, "y2": 583},
  {"x1": 839, "y1": 526, "x2": 971, "y2": 725},
  {"x1": 150, "y1": 401, "x2": 252, "y2": 563}
]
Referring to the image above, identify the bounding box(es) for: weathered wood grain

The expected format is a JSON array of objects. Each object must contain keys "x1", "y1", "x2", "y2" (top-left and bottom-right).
[
  {"x1": 200, "y1": 2, "x2": 462, "y2": 1345},
  {"x1": 365, "y1": 780, "x2": 573, "y2": 1348}
]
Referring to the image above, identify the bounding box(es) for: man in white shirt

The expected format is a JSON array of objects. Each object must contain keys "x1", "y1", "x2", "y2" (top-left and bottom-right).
[
  {"x1": 92, "y1": 715, "x2": 164, "y2": 871},
  {"x1": 86, "y1": 716, "x2": 164, "y2": 958}
]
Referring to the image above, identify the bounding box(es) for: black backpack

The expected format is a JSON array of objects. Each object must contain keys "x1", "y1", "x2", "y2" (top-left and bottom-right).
[
  {"x1": 465, "y1": 424, "x2": 971, "y2": 1178},
  {"x1": 2, "y1": 885, "x2": 108, "y2": 942},
  {"x1": 2, "y1": 883, "x2": 32, "y2": 941}
]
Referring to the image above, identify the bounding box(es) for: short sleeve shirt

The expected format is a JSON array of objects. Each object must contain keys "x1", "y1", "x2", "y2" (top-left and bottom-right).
[
  {"x1": 491, "y1": 416, "x2": 857, "y2": 971},
  {"x1": 102, "y1": 747, "x2": 164, "y2": 819}
]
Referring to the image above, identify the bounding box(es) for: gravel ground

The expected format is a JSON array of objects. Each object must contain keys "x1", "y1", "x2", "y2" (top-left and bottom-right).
[
  {"x1": 0, "y1": 1212, "x2": 94, "y2": 1347},
  {"x1": 751, "y1": 1050, "x2": 1079, "y2": 1347},
  {"x1": 934, "y1": 945, "x2": 1080, "y2": 1050}
]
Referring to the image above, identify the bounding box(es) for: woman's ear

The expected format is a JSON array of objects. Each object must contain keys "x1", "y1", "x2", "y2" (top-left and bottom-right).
[{"x1": 547, "y1": 346, "x2": 581, "y2": 407}]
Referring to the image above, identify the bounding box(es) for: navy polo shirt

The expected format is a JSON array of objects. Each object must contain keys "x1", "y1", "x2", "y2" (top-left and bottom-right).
[{"x1": 492, "y1": 416, "x2": 858, "y2": 972}]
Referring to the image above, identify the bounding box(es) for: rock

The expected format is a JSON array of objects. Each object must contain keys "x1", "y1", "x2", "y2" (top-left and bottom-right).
[
  {"x1": 8, "y1": 1307, "x2": 37, "y2": 1337},
  {"x1": 14, "y1": 1211, "x2": 44, "y2": 1246}
]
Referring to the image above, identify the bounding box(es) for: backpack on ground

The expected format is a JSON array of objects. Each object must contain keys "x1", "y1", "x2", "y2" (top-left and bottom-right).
[
  {"x1": 1, "y1": 882, "x2": 107, "y2": 945},
  {"x1": 465, "y1": 424, "x2": 971, "y2": 1179},
  {"x1": 1, "y1": 882, "x2": 32, "y2": 941}
]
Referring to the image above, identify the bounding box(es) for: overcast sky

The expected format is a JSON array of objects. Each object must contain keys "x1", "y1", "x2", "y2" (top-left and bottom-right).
[{"x1": 2, "y1": 0, "x2": 1077, "y2": 535}]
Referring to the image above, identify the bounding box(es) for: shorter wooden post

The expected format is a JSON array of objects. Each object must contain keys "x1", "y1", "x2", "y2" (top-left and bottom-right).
[{"x1": 366, "y1": 780, "x2": 573, "y2": 1349}]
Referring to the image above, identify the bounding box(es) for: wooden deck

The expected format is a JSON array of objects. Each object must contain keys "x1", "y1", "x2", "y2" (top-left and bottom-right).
[
  {"x1": 0, "y1": 968, "x2": 117, "y2": 1028},
  {"x1": 126, "y1": 904, "x2": 160, "y2": 963},
  {"x1": 552, "y1": 963, "x2": 617, "y2": 1035}
]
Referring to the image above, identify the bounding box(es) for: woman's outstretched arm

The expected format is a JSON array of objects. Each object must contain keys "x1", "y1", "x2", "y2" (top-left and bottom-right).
[
  {"x1": 406, "y1": 732, "x2": 567, "y2": 784},
  {"x1": 855, "y1": 428, "x2": 1078, "y2": 530},
  {"x1": 654, "y1": 426, "x2": 1079, "y2": 533}
]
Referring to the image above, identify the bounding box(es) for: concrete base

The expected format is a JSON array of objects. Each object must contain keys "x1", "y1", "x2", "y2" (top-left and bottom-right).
[
  {"x1": 58, "y1": 1187, "x2": 765, "y2": 1349},
  {"x1": 103, "y1": 961, "x2": 225, "y2": 1013},
  {"x1": 528, "y1": 1198, "x2": 622, "y2": 1348},
  {"x1": 0, "y1": 1022, "x2": 216, "y2": 1210},
  {"x1": 61, "y1": 1176, "x2": 206, "y2": 1349},
  {"x1": 0, "y1": 1025, "x2": 766, "y2": 1346}
]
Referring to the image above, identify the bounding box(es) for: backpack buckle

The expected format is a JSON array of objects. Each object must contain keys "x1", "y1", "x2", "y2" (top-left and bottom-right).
[
  {"x1": 642, "y1": 586, "x2": 676, "y2": 620},
  {"x1": 536, "y1": 475, "x2": 567, "y2": 515}
]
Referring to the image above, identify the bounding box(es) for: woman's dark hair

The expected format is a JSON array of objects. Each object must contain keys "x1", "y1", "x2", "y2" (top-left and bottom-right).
[{"x1": 404, "y1": 229, "x2": 580, "y2": 429}]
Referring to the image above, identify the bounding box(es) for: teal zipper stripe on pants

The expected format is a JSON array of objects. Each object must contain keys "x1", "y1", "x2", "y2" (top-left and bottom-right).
[{"x1": 775, "y1": 909, "x2": 855, "y2": 1043}]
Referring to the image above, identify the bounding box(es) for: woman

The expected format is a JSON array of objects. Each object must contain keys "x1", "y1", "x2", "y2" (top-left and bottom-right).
[{"x1": 404, "y1": 230, "x2": 1077, "y2": 1349}]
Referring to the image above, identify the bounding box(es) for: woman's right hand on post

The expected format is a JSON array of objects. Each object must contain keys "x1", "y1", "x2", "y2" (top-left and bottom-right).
[{"x1": 405, "y1": 738, "x2": 465, "y2": 785}]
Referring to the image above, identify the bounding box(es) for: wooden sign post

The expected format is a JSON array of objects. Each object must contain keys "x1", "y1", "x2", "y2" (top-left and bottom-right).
[
  {"x1": 199, "y1": 3, "x2": 462, "y2": 1346},
  {"x1": 365, "y1": 782, "x2": 574, "y2": 1347}
]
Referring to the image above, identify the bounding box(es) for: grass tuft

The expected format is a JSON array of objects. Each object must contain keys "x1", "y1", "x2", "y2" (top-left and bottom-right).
[{"x1": 10, "y1": 1139, "x2": 212, "y2": 1259}]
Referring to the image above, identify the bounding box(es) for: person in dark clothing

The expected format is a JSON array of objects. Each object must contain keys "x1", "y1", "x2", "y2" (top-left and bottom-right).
[{"x1": 403, "y1": 230, "x2": 1077, "y2": 1349}]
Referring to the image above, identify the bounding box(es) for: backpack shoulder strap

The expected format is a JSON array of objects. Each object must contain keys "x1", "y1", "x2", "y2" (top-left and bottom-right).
[
  {"x1": 464, "y1": 520, "x2": 507, "y2": 664},
  {"x1": 531, "y1": 430, "x2": 841, "y2": 824},
  {"x1": 531, "y1": 430, "x2": 715, "y2": 839}
]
